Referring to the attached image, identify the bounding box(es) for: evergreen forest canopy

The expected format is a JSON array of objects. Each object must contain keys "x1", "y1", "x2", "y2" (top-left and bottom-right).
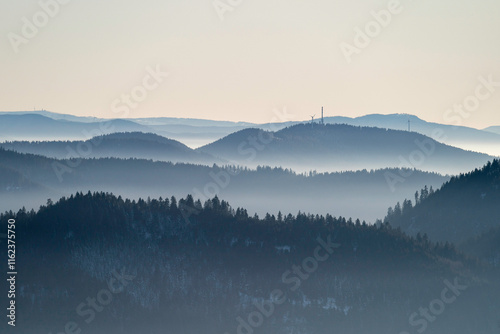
[
  {"x1": 385, "y1": 159, "x2": 500, "y2": 244},
  {"x1": 0, "y1": 147, "x2": 448, "y2": 222},
  {"x1": 1, "y1": 191, "x2": 499, "y2": 334}
]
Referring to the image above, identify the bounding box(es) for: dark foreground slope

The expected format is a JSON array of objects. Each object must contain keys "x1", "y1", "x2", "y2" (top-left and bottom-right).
[
  {"x1": 385, "y1": 160, "x2": 500, "y2": 244},
  {"x1": 0, "y1": 149, "x2": 448, "y2": 222},
  {"x1": 198, "y1": 124, "x2": 493, "y2": 175},
  {"x1": 1, "y1": 192, "x2": 498, "y2": 334},
  {"x1": 460, "y1": 225, "x2": 500, "y2": 268}
]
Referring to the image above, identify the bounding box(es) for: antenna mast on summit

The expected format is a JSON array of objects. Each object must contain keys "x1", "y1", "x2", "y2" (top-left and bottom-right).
[
  {"x1": 408, "y1": 118, "x2": 411, "y2": 132},
  {"x1": 321, "y1": 107, "x2": 324, "y2": 125}
]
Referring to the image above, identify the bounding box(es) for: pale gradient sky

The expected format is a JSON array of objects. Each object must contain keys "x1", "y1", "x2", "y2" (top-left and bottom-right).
[{"x1": 1, "y1": 0, "x2": 499, "y2": 128}]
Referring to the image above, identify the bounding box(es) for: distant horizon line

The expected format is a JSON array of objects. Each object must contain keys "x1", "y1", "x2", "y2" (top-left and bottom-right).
[
  {"x1": 0, "y1": 109, "x2": 437, "y2": 123},
  {"x1": 1, "y1": 109, "x2": 498, "y2": 131}
]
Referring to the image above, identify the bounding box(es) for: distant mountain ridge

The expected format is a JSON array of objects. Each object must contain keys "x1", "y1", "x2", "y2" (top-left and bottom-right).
[
  {"x1": 0, "y1": 114, "x2": 151, "y2": 141},
  {"x1": 1, "y1": 113, "x2": 495, "y2": 174},
  {"x1": 0, "y1": 110, "x2": 102, "y2": 123},
  {"x1": 2, "y1": 111, "x2": 500, "y2": 155},
  {"x1": 483, "y1": 126, "x2": 500, "y2": 135},
  {"x1": 0, "y1": 132, "x2": 219, "y2": 165},
  {"x1": 321, "y1": 113, "x2": 500, "y2": 157}
]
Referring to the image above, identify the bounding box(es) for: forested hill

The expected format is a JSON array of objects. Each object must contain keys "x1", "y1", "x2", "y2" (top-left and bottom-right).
[
  {"x1": 1, "y1": 192, "x2": 498, "y2": 334},
  {"x1": 198, "y1": 123, "x2": 492, "y2": 174},
  {"x1": 0, "y1": 132, "x2": 218, "y2": 165},
  {"x1": 385, "y1": 159, "x2": 500, "y2": 243},
  {"x1": 0, "y1": 148, "x2": 448, "y2": 222}
]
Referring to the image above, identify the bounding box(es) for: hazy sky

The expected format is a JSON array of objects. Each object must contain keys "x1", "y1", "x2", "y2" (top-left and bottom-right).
[{"x1": 1, "y1": 0, "x2": 499, "y2": 128}]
